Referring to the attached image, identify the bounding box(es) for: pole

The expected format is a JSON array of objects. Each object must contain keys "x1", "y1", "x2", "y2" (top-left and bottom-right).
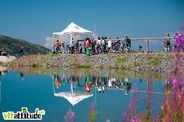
[
  {"x1": 52, "y1": 78, "x2": 55, "y2": 95},
  {"x1": 146, "y1": 39, "x2": 150, "y2": 53},
  {"x1": 93, "y1": 21, "x2": 96, "y2": 34},
  {"x1": 129, "y1": 16, "x2": 132, "y2": 36},
  {"x1": 0, "y1": 81, "x2": 1, "y2": 103}
]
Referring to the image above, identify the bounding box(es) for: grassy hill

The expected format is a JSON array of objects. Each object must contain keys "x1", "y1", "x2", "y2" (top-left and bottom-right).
[{"x1": 0, "y1": 35, "x2": 50, "y2": 56}]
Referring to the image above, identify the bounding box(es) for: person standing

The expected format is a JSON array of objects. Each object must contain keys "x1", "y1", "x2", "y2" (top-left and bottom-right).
[
  {"x1": 85, "y1": 38, "x2": 90, "y2": 55},
  {"x1": 20, "y1": 46, "x2": 24, "y2": 56},
  {"x1": 108, "y1": 38, "x2": 112, "y2": 52},
  {"x1": 91, "y1": 38, "x2": 96, "y2": 55},
  {"x1": 84, "y1": 37, "x2": 86, "y2": 53},
  {"x1": 139, "y1": 45, "x2": 143, "y2": 51},
  {"x1": 69, "y1": 37, "x2": 74, "y2": 54},
  {"x1": 101, "y1": 37, "x2": 105, "y2": 53},
  {"x1": 96, "y1": 37, "x2": 101, "y2": 54},
  {"x1": 55, "y1": 40, "x2": 61, "y2": 53},
  {"x1": 163, "y1": 33, "x2": 171, "y2": 52},
  {"x1": 79, "y1": 44, "x2": 82, "y2": 54},
  {"x1": 123, "y1": 34, "x2": 131, "y2": 52}
]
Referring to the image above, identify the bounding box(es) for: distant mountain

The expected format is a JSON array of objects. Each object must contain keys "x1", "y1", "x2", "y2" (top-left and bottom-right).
[{"x1": 0, "y1": 35, "x2": 50, "y2": 56}]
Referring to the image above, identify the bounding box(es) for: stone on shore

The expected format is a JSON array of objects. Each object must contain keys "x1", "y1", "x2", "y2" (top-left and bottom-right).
[{"x1": 7, "y1": 52, "x2": 184, "y2": 72}]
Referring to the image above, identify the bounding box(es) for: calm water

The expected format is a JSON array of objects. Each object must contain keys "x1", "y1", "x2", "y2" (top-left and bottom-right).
[{"x1": 0, "y1": 69, "x2": 165, "y2": 122}]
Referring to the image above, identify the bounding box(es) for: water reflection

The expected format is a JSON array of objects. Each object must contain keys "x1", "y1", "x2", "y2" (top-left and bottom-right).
[
  {"x1": 2, "y1": 67, "x2": 183, "y2": 121},
  {"x1": 49, "y1": 71, "x2": 165, "y2": 121},
  {"x1": 20, "y1": 72, "x2": 24, "y2": 80},
  {"x1": 50, "y1": 72, "x2": 166, "y2": 121},
  {"x1": 52, "y1": 74, "x2": 93, "y2": 106},
  {"x1": 0, "y1": 66, "x2": 8, "y2": 76},
  {"x1": 52, "y1": 73, "x2": 133, "y2": 96}
]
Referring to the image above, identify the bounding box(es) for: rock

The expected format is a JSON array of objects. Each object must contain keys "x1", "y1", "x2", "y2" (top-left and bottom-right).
[{"x1": 0, "y1": 56, "x2": 16, "y2": 63}]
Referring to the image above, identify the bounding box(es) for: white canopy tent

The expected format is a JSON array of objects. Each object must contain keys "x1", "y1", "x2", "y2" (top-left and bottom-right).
[
  {"x1": 53, "y1": 22, "x2": 93, "y2": 36},
  {"x1": 45, "y1": 22, "x2": 93, "y2": 50},
  {"x1": 53, "y1": 22, "x2": 93, "y2": 47}
]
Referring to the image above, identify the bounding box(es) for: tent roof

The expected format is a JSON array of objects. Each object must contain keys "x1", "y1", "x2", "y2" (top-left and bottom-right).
[{"x1": 53, "y1": 22, "x2": 93, "y2": 36}]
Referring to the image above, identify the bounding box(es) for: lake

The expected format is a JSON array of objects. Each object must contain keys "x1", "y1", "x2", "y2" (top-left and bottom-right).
[{"x1": 0, "y1": 68, "x2": 179, "y2": 122}]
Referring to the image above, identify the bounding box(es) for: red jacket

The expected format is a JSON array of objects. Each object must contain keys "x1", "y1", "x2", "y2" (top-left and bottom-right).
[{"x1": 85, "y1": 40, "x2": 90, "y2": 48}]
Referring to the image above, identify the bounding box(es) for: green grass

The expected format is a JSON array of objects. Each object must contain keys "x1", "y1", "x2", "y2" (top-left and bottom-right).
[
  {"x1": 117, "y1": 57, "x2": 128, "y2": 63},
  {"x1": 147, "y1": 58, "x2": 161, "y2": 66},
  {"x1": 110, "y1": 65, "x2": 120, "y2": 69},
  {"x1": 77, "y1": 64, "x2": 91, "y2": 68},
  {"x1": 127, "y1": 63, "x2": 137, "y2": 69}
]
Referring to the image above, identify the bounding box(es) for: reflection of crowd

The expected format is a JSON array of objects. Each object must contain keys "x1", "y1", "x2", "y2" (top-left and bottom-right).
[
  {"x1": 53, "y1": 74, "x2": 62, "y2": 88},
  {"x1": 52, "y1": 74, "x2": 132, "y2": 95}
]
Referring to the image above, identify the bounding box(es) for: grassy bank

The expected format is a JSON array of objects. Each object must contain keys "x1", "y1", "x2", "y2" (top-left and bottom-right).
[{"x1": 7, "y1": 52, "x2": 184, "y2": 72}]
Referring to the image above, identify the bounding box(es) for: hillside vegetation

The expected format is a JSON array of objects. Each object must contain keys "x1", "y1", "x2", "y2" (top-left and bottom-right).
[{"x1": 0, "y1": 35, "x2": 49, "y2": 56}]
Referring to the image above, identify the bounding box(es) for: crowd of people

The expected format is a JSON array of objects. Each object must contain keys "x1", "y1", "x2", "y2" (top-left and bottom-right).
[
  {"x1": 53, "y1": 33, "x2": 175, "y2": 55},
  {"x1": 53, "y1": 34, "x2": 132, "y2": 55}
]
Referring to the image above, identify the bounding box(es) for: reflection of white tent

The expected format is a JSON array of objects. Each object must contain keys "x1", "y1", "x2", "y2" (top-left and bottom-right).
[
  {"x1": 54, "y1": 91, "x2": 93, "y2": 106},
  {"x1": 53, "y1": 22, "x2": 93, "y2": 36},
  {"x1": 52, "y1": 81, "x2": 93, "y2": 106},
  {"x1": 0, "y1": 66, "x2": 7, "y2": 72}
]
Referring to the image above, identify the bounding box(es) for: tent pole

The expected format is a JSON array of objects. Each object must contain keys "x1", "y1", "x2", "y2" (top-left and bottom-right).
[
  {"x1": 52, "y1": 34, "x2": 55, "y2": 52},
  {"x1": 52, "y1": 78, "x2": 55, "y2": 95}
]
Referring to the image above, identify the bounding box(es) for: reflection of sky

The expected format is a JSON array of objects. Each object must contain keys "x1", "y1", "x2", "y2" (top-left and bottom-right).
[{"x1": 0, "y1": 71, "x2": 165, "y2": 121}]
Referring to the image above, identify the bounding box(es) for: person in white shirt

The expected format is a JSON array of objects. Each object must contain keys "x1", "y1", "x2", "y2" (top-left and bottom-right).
[
  {"x1": 101, "y1": 37, "x2": 105, "y2": 53},
  {"x1": 97, "y1": 37, "x2": 101, "y2": 46},
  {"x1": 96, "y1": 37, "x2": 102, "y2": 53},
  {"x1": 108, "y1": 38, "x2": 112, "y2": 52}
]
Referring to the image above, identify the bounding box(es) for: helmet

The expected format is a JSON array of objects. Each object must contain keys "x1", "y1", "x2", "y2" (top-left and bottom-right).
[{"x1": 166, "y1": 33, "x2": 170, "y2": 36}]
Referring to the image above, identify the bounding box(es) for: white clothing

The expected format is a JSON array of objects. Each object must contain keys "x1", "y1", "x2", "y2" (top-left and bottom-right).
[
  {"x1": 97, "y1": 39, "x2": 101, "y2": 45},
  {"x1": 108, "y1": 40, "x2": 112, "y2": 48}
]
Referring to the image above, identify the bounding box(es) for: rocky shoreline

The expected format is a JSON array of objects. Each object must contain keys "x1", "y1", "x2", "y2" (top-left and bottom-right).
[{"x1": 6, "y1": 52, "x2": 184, "y2": 73}]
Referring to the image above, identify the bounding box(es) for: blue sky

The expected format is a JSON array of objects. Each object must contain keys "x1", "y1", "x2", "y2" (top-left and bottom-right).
[{"x1": 0, "y1": 0, "x2": 184, "y2": 50}]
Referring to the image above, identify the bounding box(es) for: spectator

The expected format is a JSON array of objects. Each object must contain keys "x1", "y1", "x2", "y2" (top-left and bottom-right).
[
  {"x1": 101, "y1": 37, "x2": 105, "y2": 53},
  {"x1": 20, "y1": 46, "x2": 24, "y2": 56},
  {"x1": 108, "y1": 38, "x2": 112, "y2": 52},
  {"x1": 123, "y1": 34, "x2": 131, "y2": 52},
  {"x1": 91, "y1": 38, "x2": 96, "y2": 55},
  {"x1": 69, "y1": 37, "x2": 74, "y2": 54},
  {"x1": 96, "y1": 37, "x2": 102, "y2": 53},
  {"x1": 163, "y1": 33, "x2": 171, "y2": 52},
  {"x1": 139, "y1": 45, "x2": 143, "y2": 51},
  {"x1": 54, "y1": 40, "x2": 61, "y2": 53}
]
